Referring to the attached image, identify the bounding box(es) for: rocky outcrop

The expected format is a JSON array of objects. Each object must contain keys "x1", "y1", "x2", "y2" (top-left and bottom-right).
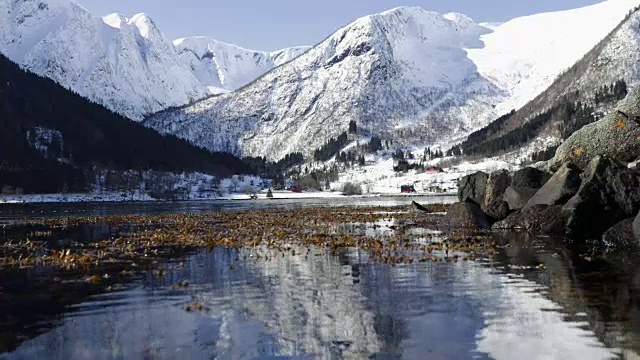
[
  {"x1": 547, "y1": 87, "x2": 640, "y2": 171},
  {"x1": 525, "y1": 163, "x2": 581, "y2": 208},
  {"x1": 458, "y1": 172, "x2": 488, "y2": 205},
  {"x1": 492, "y1": 205, "x2": 566, "y2": 234},
  {"x1": 444, "y1": 202, "x2": 490, "y2": 230},
  {"x1": 483, "y1": 170, "x2": 512, "y2": 219},
  {"x1": 455, "y1": 155, "x2": 640, "y2": 244},
  {"x1": 458, "y1": 170, "x2": 511, "y2": 220},
  {"x1": 563, "y1": 156, "x2": 640, "y2": 240},
  {"x1": 602, "y1": 219, "x2": 637, "y2": 248},
  {"x1": 502, "y1": 167, "x2": 551, "y2": 210}
]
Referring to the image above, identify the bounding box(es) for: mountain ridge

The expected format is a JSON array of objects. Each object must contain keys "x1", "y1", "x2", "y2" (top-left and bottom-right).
[
  {"x1": 173, "y1": 36, "x2": 310, "y2": 94},
  {"x1": 144, "y1": 1, "x2": 638, "y2": 161},
  {"x1": 0, "y1": 0, "x2": 311, "y2": 120}
]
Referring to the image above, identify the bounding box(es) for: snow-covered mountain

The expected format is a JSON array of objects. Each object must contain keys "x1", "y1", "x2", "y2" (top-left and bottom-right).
[
  {"x1": 0, "y1": 0, "x2": 210, "y2": 120},
  {"x1": 174, "y1": 36, "x2": 310, "y2": 94},
  {"x1": 145, "y1": 0, "x2": 638, "y2": 161},
  {"x1": 0, "y1": 0, "x2": 309, "y2": 121}
]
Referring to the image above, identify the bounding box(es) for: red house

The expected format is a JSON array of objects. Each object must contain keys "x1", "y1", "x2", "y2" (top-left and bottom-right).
[
  {"x1": 425, "y1": 166, "x2": 444, "y2": 173},
  {"x1": 400, "y1": 185, "x2": 416, "y2": 193}
]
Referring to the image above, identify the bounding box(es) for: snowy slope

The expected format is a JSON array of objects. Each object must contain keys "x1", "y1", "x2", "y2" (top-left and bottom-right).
[
  {"x1": 0, "y1": 0, "x2": 212, "y2": 121},
  {"x1": 459, "y1": 2, "x2": 640, "y2": 155},
  {"x1": 174, "y1": 36, "x2": 310, "y2": 94},
  {"x1": 145, "y1": 1, "x2": 637, "y2": 161},
  {"x1": 468, "y1": 0, "x2": 640, "y2": 114}
]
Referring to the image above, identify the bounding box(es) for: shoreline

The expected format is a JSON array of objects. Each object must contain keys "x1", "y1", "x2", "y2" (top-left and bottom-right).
[{"x1": 0, "y1": 191, "x2": 458, "y2": 205}]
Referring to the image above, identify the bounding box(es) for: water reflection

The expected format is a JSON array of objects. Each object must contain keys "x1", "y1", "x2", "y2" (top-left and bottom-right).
[{"x1": 2, "y1": 239, "x2": 630, "y2": 360}]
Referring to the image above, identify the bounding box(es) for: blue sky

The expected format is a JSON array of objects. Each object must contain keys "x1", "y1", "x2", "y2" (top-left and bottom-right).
[{"x1": 76, "y1": 0, "x2": 605, "y2": 51}]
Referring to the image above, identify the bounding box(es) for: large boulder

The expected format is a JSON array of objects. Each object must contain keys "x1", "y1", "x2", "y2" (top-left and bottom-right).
[
  {"x1": 563, "y1": 156, "x2": 640, "y2": 240},
  {"x1": 503, "y1": 167, "x2": 551, "y2": 210},
  {"x1": 547, "y1": 87, "x2": 640, "y2": 171},
  {"x1": 602, "y1": 219, "x2": 637, "y2": 248},
  {"x1": 457, "y1": 170, "x2": 511, "y2": 221},
  {"x1": 457, "y1": 172, "x2": 488, "y2": 205},
  {"x1": 444, "y1": 202, "x2": 490, "y2": 230},
  {"x1": 525, "y1": 162, "x2": 581, "y2": 208},
  {"x1": 482, "y1": 170, "x2": 511, "y2": 220},
  {"x1": 634, "y1": 211, "x2": 640, "y2": 241},
  {"x1": 492, "y1": 205, "x2": 566, "y2": 234}
]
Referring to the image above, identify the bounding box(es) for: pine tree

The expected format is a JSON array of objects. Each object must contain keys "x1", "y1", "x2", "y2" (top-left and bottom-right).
[{"x1": 348, "y1": 120, "x2": 357, "y2": 134}]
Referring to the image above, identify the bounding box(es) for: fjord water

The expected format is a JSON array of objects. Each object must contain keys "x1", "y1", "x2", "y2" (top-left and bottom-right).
[{"x1": 0, "y1": 197, "x2": 638, "y2": 359}]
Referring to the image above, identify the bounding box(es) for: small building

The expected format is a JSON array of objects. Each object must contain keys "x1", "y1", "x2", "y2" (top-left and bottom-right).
[
  {"x1": 425, "y1": 166, "x2": 444, "y2": 173},
  {"x1": 400, "y1": 184, "x2": 416, "y2": 193},
  {"x1": 426, "y1": 185, "x2": 446, "y2": 193}
]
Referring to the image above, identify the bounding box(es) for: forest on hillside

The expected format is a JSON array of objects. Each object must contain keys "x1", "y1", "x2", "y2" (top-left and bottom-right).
[
  {"x1": 453, "y1": 80, "x2": 628, "y2": 158},
  {"x1": 0, "y1": 54, "x2": 265, "y2": 194}
]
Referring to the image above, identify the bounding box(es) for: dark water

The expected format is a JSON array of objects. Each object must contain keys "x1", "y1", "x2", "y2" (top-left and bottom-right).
[
  {"x1": 1, "y1": 198, "x2": 640, "y2": 359},
  {"x1": 0, "y1": 195, "x2": 455, "y2": 223}
]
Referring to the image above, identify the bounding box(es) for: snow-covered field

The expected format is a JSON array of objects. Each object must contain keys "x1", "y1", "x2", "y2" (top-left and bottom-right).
[
  {"x1": 329, "y1": 134, "x2": 562, "y2": 196},
  {"x1": 332, "y1": 156, "x2": 515, "y2": 196}
]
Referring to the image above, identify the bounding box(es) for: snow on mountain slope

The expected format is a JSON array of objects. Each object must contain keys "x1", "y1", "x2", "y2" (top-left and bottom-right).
[
  {"x1": 145, "y1": 1, "x2": 637, "y2": 162},
  {"x1": 174, "y1": 36, "x2": 310, "y2": 94},
  {"x1": 0, "y1": 0, "x2": 209, "y2": 120},
  {"x1": 450, "y1": 2, "x2": 640, "y2": 156},
  {"x1": 145, "y1": 7, "x2": 505, "y2": 160},
  {"x1": 467, "y1": 0, "x2": 640, "y2": 114}
]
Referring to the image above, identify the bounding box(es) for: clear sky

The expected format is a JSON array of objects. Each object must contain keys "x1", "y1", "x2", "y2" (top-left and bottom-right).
[{"x1": 76, "y1": 0, "x2": 605, "y2": 51}]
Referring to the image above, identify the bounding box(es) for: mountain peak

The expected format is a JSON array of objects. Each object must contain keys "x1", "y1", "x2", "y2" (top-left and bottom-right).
[
  {"x1": 102, "y1": 13, "x2": 127, "y2": 29},
  {"x1": 128, "y1": 13, "x2": 159, "y2": 39},
  {"x1": 145, "y1": 0, "x2": 640, "y2": 162}
]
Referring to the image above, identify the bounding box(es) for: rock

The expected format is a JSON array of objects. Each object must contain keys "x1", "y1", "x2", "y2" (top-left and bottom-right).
[
  {"x1": 602, "y1": 219, "x2": 637, "y2": 248},
  {"x1": 503, "y1": 167, "x2": 551, "y2": 210},
  {"x1": 444, "y1": 202, "x2": 490, "y2": 229},
  {"x1": 563, "y1": 156, "x2": 640, "y2": 240},
  {"x1": 548, "y1": 87, "x2": 640, "y2": 171},
  {"x1": 411, "y1": 201, "x2": 429, "y2": 212},
  {"x1": 492, "y1": 205, "x2": 566, "y2": 234},
  {"x1": 634, "y1": 212, "x2": 640, "y2": 241},
  {"x1": 491, "y1": 212, "x2": 523, "y2": 230},
  {"x1": 629, "y1": 158, "x2": 640, "y2": 170},
  {"x1": 457, "y1": 172, "x2": 488, "y2": 205},
  {"x1": 482, "y1": 170, "x2": 511, "y2": 220},
  {"x1": 525, "y1": 162, "x2": 581, "y2": 208}
]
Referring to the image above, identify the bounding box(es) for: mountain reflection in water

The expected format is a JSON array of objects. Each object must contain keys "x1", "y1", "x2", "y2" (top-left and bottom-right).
[{"x1": 1, "y1": 237, "x2": 629, "y2": 360}]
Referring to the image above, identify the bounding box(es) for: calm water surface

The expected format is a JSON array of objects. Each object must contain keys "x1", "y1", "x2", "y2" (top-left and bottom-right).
[{"x1": 1, "y1": 197, "x2": 639, "y2": 360}]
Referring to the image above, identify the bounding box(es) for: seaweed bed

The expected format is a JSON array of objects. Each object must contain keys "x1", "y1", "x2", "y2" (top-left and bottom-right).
[{"x1": 0, "y1": 204, "x2": 507, "y2": 275}]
